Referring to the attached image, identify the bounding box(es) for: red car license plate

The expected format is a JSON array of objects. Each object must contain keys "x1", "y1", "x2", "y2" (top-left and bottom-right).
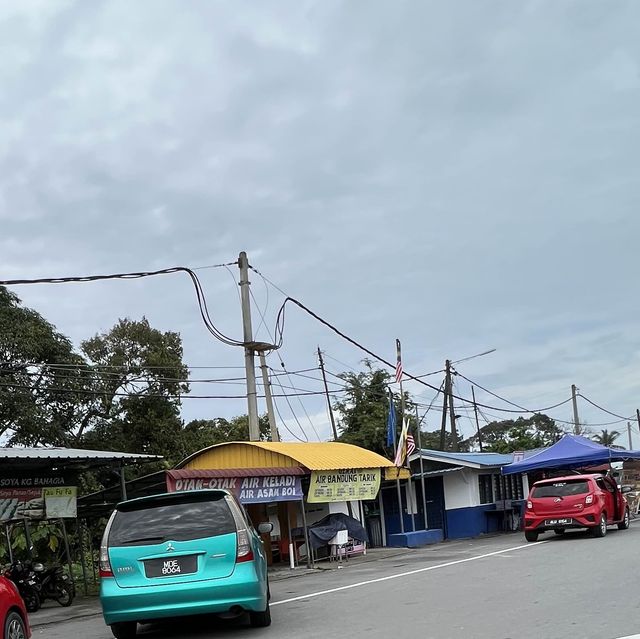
[{"x1": 545, "y1": 518, "x2": 572, "y2": 526}]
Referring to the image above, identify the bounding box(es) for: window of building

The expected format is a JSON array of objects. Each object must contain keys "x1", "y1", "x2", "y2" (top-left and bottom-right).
[
  {"x1": 494, "y1": 474, "x2": 525, "y2": 501},
  {"x1": 479, "y1": 474, "x2": 494, "y2": 504}
]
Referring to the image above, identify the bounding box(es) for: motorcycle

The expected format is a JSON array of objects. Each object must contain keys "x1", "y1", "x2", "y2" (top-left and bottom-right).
[
  {"x1": 32, "y1": 562, "x2": 75, "y2": 607},
  {"x1": 4, "y1": 560, "x2": 41, "y2": 613}
]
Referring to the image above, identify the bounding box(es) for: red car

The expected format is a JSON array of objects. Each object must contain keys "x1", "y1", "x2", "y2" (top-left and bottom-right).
[
  {"x1": 524, "y1": 473, "x2": 630, "y2": 541},
  {"x1": 0, "y1": 576, "x2": 30, "y2": 639}
]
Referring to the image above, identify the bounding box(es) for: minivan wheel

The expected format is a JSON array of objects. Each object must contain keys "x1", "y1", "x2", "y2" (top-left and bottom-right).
[
  {"x1": 110, "y1": 621, "x2": 137, "y2": 639},
  {"x1": 591, "y1": 513, "x2": 607, "y2": 538},
  {"x1": 524, "y1": 530, "x2": 538, "y2": 542},
  {"x1": 250, "y1": 602, "x2": 272, "y2": 628},
  {"x1": 618, "y1": 508, "x2": 630, "y2": 530}
]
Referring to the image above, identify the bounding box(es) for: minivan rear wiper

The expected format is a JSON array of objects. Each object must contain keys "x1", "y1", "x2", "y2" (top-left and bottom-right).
[{"x1": 119, "y1": 536, "x2": 166, "y2": 545}]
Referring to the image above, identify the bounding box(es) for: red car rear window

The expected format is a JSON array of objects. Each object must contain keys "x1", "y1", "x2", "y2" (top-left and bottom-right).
[{"x1": 532, "y1": 480, "x2": 590, "y2": 497}]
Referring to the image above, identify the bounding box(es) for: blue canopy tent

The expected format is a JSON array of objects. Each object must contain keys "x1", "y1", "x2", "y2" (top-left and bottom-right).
[{"x1": 502, "y1": 434, "x2": 640, "y2": 475}]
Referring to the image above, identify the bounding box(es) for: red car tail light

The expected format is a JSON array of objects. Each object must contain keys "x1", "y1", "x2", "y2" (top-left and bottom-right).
[
  {"x1": 99, "y1": 511, "x2": 117, "y2": 578},
  {"x1": 585, "y1": 494, "x2": 594, "y2": 505},
  {"x1": 527, "y1": 501, "x2": 533, "y2": 510},
  {"x1": 236, "y1": 528, "x2": 255, "y2": 563}
]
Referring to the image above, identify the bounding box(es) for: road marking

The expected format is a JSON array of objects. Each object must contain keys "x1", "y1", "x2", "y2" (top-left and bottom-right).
[
  {"x1": 272, "y1": 541, "x2": 546, "y2": 606},
  {"x1": 614, "y1": 636, "x2": 640, "y2": 639}
]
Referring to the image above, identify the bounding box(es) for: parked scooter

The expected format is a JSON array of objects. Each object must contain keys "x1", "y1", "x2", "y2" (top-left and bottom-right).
[
  {"x1": 32, "y1": 562, "x2": 75, "y2": 607},
  {"x1": 4, "y1": 560, "x2": 41, "y2": 612}
]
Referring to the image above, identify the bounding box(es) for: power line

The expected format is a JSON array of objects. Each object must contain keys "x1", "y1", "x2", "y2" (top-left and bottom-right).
[
  {"x1": 577, "y1": 393, "x2": 633, "y2": 421},
  {"x1": 273, "y1": 295, "x2": 578, "y2": 415},
  {"x1": 0, "y1": 265, "x2": 245, "y2": 348},
  {"x1": 271, "y1": 395, "x2": 307, "y2": 443},
  {"x1": 0, "y1": 380, "x2": 346, "y2": 400},
  {"x1": 272, "y1": 359, "x2": 321, "y2": 441},
  {"x1": 452, "y1": 369, "x2": 574, "y2": 414},
  {"x1": 269, "y1": 374, "x2": 310, "y2": 442}
]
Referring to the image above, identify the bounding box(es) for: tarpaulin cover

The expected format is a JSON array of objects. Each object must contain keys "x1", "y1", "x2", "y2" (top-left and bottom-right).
[
  {"x1": 296, "y1": 513, "x2": 369, "y2": 549},
  {"x1": 502, "y1": 434, "x2": 640, "y2": 475}
]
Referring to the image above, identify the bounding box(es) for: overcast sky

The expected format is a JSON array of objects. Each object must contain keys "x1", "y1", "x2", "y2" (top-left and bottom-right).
[{"x1": 2, "y1": 0, "x2": 640, "y2": 446}]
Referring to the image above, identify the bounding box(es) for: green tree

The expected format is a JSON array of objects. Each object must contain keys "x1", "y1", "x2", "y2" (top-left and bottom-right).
[
  {"x1": 333, "y1": 362, "x2": 409, "y2": 457},
  {"x1": 419, "y1": 429, "x2": 468, "y2": 452},
  {"x1": 180, "y1": 415, "x2": 271, "y2": 458},
  {"x1": 469, "y1": 413, "x2": 563, "y2": 453},
  {"x1": 76, "y1": 317, "x2": 189, "y2": 442},
  {"x1": 0, "y1": 286, "x2": 93, "y2": 446},
  {"x1": 593, "y1": 429, "x2": 621, "y2": 447}
]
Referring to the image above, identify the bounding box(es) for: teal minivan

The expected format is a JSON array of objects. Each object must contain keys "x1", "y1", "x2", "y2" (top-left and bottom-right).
[{"x1": 99, "y1": 490, "x2": 272, "y2": 638}]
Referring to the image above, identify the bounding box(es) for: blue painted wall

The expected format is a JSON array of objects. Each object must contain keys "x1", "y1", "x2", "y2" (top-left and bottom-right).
[{"x1": 446, "y1": 505, "x2": 500, "y2": 539}]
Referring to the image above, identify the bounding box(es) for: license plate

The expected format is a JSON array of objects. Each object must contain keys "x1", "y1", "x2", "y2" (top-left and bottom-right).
[
  {"x1": 545, "y1": 518, "x2": 572, "y2": 526},
  {"x1": 144, "y1": 555, "x2": 197, "y2": 578}
]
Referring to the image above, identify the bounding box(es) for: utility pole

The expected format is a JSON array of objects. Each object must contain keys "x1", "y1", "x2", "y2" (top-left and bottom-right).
[
  {"x1": 439, "y1": 366, "x2": 449, "y2": 451},
  {"x1": 238, "y1": 251, "x2": 260, "y2": 441},
  {"x1": 415, "y1": 405, "x2": 428, "y2": 529},
  {"x1": 447, "y1": 360, "x2": 459, "y2": 452},
  {"x1": 317, "y1": 347, "x2": 338, "y2": 441},
  {"x1": 258, "y1": 351, "x2": 279, "y2": 442},
  {"x1": 628, "y1": 422, "x2": 633, "y2": 451},
  {"x1": 471, "y1": 386, "x2": 483, "y2": 452},
  {"x1": 571, "y1": 384, "x2": 580, "y2": 434}
]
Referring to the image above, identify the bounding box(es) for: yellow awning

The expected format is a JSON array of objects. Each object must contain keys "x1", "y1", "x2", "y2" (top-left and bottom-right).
[{"x1": 178, "y1": 441, "x2": 397, "y2": 472}]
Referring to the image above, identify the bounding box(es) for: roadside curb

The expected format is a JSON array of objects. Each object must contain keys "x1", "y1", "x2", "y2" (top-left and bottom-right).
[{"x1": 31, "y1": 607, "x2": 103, "y2": 628}]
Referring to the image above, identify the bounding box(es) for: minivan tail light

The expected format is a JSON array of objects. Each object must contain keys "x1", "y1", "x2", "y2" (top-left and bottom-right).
[
  {"x1": 99, "y1": 510, "x2": 117, "y2": 578},
  {"x1": 585, "y1": 494, "x2": 594, "y2": 505},
  {"x1": 236, "y1": 528, "x2": 254, "y2": 563}
]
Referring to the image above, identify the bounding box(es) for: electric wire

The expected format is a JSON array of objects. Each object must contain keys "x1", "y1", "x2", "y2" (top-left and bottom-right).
[
  {"x1": 0, "y1": 265, "x2": 244, "y2": 348},
  {"x1": 273, "y1": 295, "x2": 580, "y2": 415},
  {"x1": 269, "y1": 374, "x2": 310, "y2": 442},
  {"x1": 577, "y1": 393, "x2": 634, "y2": 421}
]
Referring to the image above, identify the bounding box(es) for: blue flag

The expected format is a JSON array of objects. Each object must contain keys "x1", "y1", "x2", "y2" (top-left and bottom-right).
[{"x1": 386, "y1": 390, "x2": 396, "y2": 449}]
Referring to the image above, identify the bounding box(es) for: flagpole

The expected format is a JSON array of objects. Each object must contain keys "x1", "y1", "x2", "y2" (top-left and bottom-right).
[
  {"x1": 390, "y1": 387, "x2": 405, "y2": 535},
  {"x1": 397, "y1": 340, "x2": 415, "y2": 532},
  {"x1": 415, "y1": 405, "x2": 428, "y2": 530}
]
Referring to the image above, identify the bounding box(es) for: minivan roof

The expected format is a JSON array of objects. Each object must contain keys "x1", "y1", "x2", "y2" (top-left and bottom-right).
[{"x1": 115, "y1": 489, "x2": 231, "y2": 512}]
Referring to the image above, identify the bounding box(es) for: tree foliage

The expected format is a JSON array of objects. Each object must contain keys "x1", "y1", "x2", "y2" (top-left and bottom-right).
[
  {"x1": 593, "y1": 429, "x2": 621, "y2": 448},
  {"x1": 333, "y1": 362, "x2": 412, "y2": 457},
  {"x1": 0, "y1": 286, "x2": 91, "y2": 445},
  {"x1": 469, "y1": 413, "x2": 563, "y2": 453}
]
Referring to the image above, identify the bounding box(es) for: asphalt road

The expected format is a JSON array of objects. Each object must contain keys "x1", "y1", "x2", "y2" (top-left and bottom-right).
[{"x1": 34, "y1": 525, "x2": 640, "y2": 639}]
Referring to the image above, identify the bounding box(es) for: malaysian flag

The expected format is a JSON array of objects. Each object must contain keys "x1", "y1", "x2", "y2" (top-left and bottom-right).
[
  {"x1": 394, "y1": 417, "x2": 411, "y2": 467},
  {"x1": 406, "y1": 432, "x2": 416, "y2": 457},
  {"x1": 395, "y1": 339, "x2": 403, "y2": 383}
]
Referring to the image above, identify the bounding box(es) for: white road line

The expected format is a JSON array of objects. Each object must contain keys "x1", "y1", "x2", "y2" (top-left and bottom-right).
[
  {"x1": 614, "y1": 636, "x2": 640, "y2": 639},
  {"x1": 271, "y1": 541, "x2": 546, "y2": 606}
]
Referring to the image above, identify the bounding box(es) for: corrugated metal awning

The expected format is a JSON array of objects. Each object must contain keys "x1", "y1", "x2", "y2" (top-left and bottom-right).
[
  {"x1": 178, "y1": 441, "x2": 396, "y2": 472},
  {"x1": 0, "y1": 447, "x2": 160, "y2": 462},
  {"x1": 167, "y1": 467, "x2": 307, "y2": 480}
]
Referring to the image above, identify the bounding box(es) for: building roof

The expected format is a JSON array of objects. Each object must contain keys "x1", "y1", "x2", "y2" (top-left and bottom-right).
[
  {"x1": 178, "y1": 441, "x2": 396, "y2": 472},
  {"x1": 409, "y1": 449, "x2": 515, "y2": 469},
  {"x1": 0, "y1": 447, "x2": 161, "y2": 462}
]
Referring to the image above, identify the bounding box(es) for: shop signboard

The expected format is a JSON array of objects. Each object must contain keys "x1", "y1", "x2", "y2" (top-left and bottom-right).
[
  {"x1": 0, "y1": 483, "x2": 77, "y2": 521},
  {"x1": 307, "y1": 468, "x2": 382, "y2": 503},
  {"x1": 166, "y1": 474, "x2": 303, "y2": 504},
  {"x1": 43, "y1": 487, "x2": 77, "y2": 518}
]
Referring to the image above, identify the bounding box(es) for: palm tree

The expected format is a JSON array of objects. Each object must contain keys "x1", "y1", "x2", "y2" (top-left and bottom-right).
[{"x1": 593, "y1": 429, "x2": 621, "y2": 447}]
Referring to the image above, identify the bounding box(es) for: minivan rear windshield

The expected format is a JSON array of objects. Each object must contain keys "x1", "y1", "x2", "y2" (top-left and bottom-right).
[
  {"x1": 532, "y1": 480, "x2": 590, "y2": 498},
  {"x1": 109, "y1": 495, "x2": 236, "y2": 546}
]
